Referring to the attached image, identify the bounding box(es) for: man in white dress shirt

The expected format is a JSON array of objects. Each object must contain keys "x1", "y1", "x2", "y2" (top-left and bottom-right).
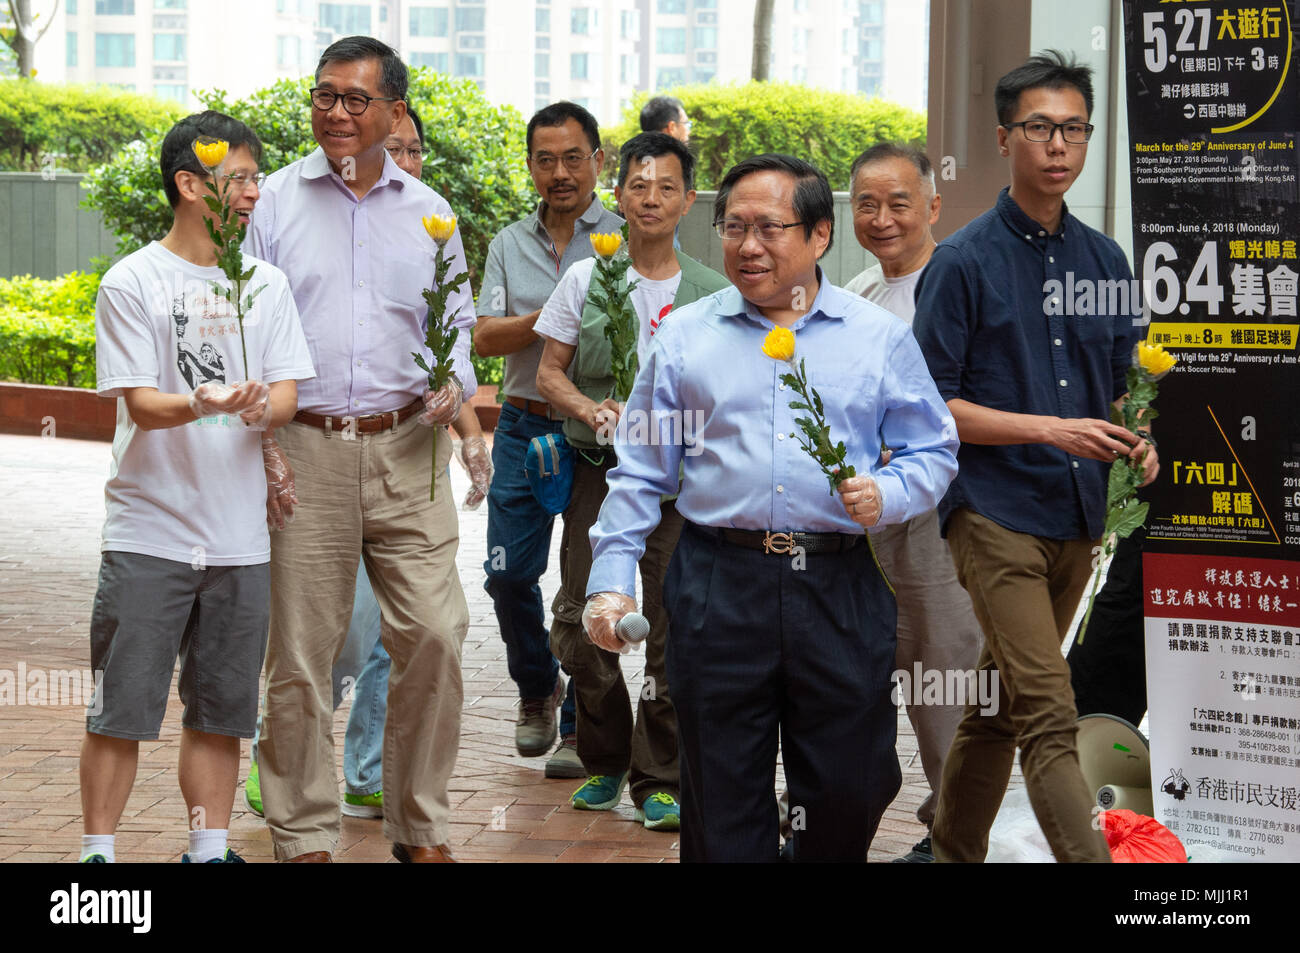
[{"x1": 246, "y1": 36, "x2": 475, "y2": 864}]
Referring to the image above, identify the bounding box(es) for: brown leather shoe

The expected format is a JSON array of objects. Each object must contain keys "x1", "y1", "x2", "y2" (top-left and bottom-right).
[
  {"x1": 284, "y1": 850, "x2": 332, "y2": 863},
  {"x1": 391, "y1": 842, "x2": 457, "y2": 863}
]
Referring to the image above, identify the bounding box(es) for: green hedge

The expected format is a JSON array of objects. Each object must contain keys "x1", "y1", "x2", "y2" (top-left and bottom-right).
[
  {"x1": 603, "y1": 82, "x2": 927, "y2": 191},
  {"x1": 0, "y1": 80, "x2": 185, "y2": 173},
  {"x1": 0, "y1": 272, "x2": 99, "y2": 387}
]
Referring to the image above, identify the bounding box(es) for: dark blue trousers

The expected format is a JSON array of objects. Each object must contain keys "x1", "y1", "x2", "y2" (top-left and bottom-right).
[{"x1": 664, "y1": 522, "x2": 902, "y2": 862}]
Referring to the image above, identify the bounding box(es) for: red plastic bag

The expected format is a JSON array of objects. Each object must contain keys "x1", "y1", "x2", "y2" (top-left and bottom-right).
[{"x1": 1101, "y1": 809, "x2": 1188, "y2": 863}]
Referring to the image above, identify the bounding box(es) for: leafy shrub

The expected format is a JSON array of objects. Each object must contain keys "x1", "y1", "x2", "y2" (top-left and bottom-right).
[
  {"x1": 0, "y1": 80, "x2": 184, "y2": 172},
  {"x1": 602, "y1": 82, "x2": 927, "y2": 191},
  {"x1": 82, "y1": 70, "x2": 533, "y2": 386},
  {"x1": 0, "y1": 272, "x2": 99, "y2": 387}
]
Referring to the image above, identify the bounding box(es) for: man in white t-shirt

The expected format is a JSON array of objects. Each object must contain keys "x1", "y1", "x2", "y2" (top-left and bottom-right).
[
  {"x1": 843, "y1": 143, "x2": 982, "y2": 863},
  {"x1": 78, "y1": 111, "x2": 315, "y2": 864},
  {"x1": 534, "y1": 132, "x2": 729, "y2": 830}
]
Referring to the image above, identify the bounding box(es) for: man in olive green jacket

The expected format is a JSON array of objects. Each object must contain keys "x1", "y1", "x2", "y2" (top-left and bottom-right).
[{"x1": 535, "y1": 132, "x2": 728, "y2": 832}]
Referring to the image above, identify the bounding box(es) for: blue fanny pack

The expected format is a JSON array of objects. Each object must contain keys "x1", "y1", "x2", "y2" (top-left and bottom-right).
[{"x1": 525, "y1": 432, "x2": 575, "y2": 515}]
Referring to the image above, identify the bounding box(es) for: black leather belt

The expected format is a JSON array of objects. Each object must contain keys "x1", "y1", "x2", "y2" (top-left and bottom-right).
[{"x1": 701, "y1": 525, "x2": 865, "y2": 555}]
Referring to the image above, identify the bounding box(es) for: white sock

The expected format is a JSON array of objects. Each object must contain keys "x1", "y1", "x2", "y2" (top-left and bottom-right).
[
  {"x1": 81, "y1": 834, "x2": 115, "y2": 863},
  {"x1": 188, "y1": 828, "x2": 228, "y2": 863}
]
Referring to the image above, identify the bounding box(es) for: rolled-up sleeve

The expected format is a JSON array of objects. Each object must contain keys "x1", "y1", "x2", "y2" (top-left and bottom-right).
[{"x1": 911, "y1": 244, "x2": 975, "y2": 402}]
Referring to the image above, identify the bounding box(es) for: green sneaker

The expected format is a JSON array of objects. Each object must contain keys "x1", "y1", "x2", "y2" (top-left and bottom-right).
[
  {"x1": 243, "y1": 760, "x2": 263, "y2": 817},
  {"x1": 571, "y1": 772, "x2": 628, "y2": 811},
  {"x1": 634, "y1": 792, "x2": 681, "y2": 832},
  {"x1": 342, "y1": 791, "x2": 383, "y2": 819},
  {"x1": 182, "y1": 848, "x2": 246, "y2": 863},
  {"x1": 80, "y1": 853, "x2": 109, "y2": 863}
]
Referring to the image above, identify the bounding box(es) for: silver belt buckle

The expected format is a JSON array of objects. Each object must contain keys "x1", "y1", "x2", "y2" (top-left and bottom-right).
[{"x1": 763, "y1": 531, "x2": 794, "y2": 555}]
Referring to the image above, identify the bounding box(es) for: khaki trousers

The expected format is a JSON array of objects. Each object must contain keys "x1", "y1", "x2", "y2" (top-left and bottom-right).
[
  {"x1": 549, "y1": 454, "x2": 681, "y2": 804},
  {"x1": 259, "y1": 416, "x2": 468, "y2": 859},
  {"x1": 871, "y1": 508, "x2": 983, "y2": 828},
  {"x1": 932, "y1": 508, "x2": 1111, "y2": 863}
]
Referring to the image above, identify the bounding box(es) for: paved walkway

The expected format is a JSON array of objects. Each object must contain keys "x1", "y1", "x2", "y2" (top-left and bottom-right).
[{"x1": 0, "y1": 431, "x2": 1001, "y2": 862}]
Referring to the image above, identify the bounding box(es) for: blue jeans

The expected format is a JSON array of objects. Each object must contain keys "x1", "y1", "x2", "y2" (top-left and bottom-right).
[
  {"x1": 337, "y1": 561, "x2": 387, "y2": 796},
  {"x1": 252, "y1": 559, "x2": 388, "y2": 795},
  {"x1": 484, "y1": 401, "x2": 575, "y2": 735}
]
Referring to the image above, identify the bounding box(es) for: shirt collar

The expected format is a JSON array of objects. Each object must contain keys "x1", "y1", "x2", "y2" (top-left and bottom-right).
[
  {"x1": 527, "y1": 192, "x2": 607, "y2": 233},
  {"x1": 299, "y1": 146, "x2": 404, "y2": 191},
  {"x1": 996, "y1": 186, "x2": 1070, "y2": 240},
  {"x1": 719, "y1": 266, "x2": 848, "y2": 328}
]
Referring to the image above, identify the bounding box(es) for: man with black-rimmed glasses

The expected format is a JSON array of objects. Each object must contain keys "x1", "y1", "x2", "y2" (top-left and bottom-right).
[{"x1": 246, "y1": 35, "x2": 475, "y2": 864}]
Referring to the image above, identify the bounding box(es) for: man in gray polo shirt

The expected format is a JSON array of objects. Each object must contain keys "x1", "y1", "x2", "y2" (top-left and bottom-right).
[{"x1": 475, "y1": 101, "x2": 623, "y2": 775}]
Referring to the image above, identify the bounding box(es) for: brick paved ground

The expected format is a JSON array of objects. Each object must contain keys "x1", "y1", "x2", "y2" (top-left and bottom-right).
[{"x1": 0, "y1": 431, "x2": 1022, "y2": 863}]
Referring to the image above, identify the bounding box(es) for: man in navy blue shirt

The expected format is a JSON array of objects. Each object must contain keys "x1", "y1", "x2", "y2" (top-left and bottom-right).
[{"x1": 912, "y1": 51, "x2": 1159, "y2": 863}]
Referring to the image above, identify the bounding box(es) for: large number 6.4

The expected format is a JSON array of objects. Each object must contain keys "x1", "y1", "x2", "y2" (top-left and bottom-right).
[{"x1": 1143, "y1": 241, "x2": 1224, "y2": 315}]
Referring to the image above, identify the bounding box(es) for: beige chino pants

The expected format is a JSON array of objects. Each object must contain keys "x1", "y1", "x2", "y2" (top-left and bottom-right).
[{"x1": 259, "y1": 415, "x2": 468, "y2": 859}]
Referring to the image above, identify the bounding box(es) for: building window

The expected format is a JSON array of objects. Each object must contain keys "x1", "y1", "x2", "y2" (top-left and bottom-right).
[
  {"x1": 155, "y1": 0, "x2": 186, "y2": 8},
  {"x1": 410, "y1": 51, "x2": 449, "y2": 71},
  {"x1": 861, "y1": 1, "x2": 883, "y2": 24},
  {"x1": 535, "y1": 80, "x2": 550, "y2": 95},
  {"x1": 378, "y1": 5, "x2": 386, "y2": 22},
  {"x1": 94, "y1": 33, "x2": 135, "y2": 67},
  {"x1": 454, "y1": 7, "x2": 484, "y2": 31},
  {"x1": 570, "y1": 52, "x2": 588, "y2": 80},
  {"x1": 620, "y1": 10, "x2": 638, "y2": 39},
  {"x1": 619, "y1": 53, "x2": 639, "y2": 84},
  {"x1": 154, "y1": 84, "x2": 187, "y2": 102},
  {"x1": 409, "y1": 6, "x2": 448, "y2": 36},
  {"x1": 67, "y1": 0, "x2": 78, "y2": 13},
  {"x1": 277, "y1": 35, "x2": 301, "y2": 67},
  {"x1": 693, "y1": 68, "x2": 715, "y2": 84},
  {"x1": 319, "y1": 3, "x2": 371, "y2": 35},
  {"x1": 153, "y1": 33, "x2": 185, "y2": 61},
  {"x1": 66, "y1": 32, "x2": 78, "y2": 67},
  {"x1": 535, "y1": 36, "x2": 549, "y2": 50},
  {"x1": 655, "y1": 67, "x2": 686, "y2": 88},
  {"x1": 535, "y1": 7, "x2": 549, "y2": 32},
  {"x1": 570, "y1": 7, "x2": 589, "y2": 34},
  {"x1": 458, "y1": 34, "x2": 484, "y2": 49},
  {"x1": 95, "y1": 0, "x2": 134, "y2": 13},
  {"x1": 535, "y1": 53, "x2": 549, "y2": 77},
  {"x1": 454, "y1": 52, "x2": 484, "y2": 76},
  {"x1": 657, "y1": 0, "x2": 685, "y2": 13},
  {"x1": 657, "y1": 27, "x2": 686, "y2": 54},
  {"x1": 693, "y1": 26, "x2": 716, "y2": 48}
]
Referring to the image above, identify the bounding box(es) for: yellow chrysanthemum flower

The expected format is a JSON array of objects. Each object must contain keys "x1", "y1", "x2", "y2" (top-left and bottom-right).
[
  {"x1": 192, "y1": 137, "x2": 229, "y2": 170},
  {"x1": 761, "y1": 326, "x2": 796, "y2": 362},
  {"x1": 590, "y1": 232, "x2": 622, "y2": 260},
  {"x1": 422, "y1": 214, "x2": 457, "y2": 246},
  {"x1": 1137, "y1": 341, "x2": 1177, "y2": 380}
]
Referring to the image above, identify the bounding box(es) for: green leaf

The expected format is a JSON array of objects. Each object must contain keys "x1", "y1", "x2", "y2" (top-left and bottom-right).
[{"x1": 1107, "y1": 500, "x2": 1149, "y2": 540}]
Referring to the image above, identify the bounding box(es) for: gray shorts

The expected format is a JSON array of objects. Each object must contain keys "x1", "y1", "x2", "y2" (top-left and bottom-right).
[{"x1": 86, "y1": 550, "x2": 270, "y2": 740}]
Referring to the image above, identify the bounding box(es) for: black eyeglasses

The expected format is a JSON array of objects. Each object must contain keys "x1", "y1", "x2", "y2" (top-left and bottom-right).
[
  {"x1": 1002, "y1": 120, "x2": 1095, "y2": 144},
  {"x1": 309, "y1": 87, "x2": 399, "y2": 116},
  {"x1": 714, "y1": 220, "x2": 805, "y2": 242},
  {"x1": 530, "y1": 149, "x2": 599, "y2": 172}
]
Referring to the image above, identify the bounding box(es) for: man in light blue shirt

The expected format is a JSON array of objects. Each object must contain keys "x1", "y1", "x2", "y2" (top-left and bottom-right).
[{"x1": 582, "y1": 154, "x2": 958, "y2": 862}]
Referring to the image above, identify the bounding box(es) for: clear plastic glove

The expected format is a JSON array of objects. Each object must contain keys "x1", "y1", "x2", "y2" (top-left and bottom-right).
[
  {"x1": 189, "y1": 380, "x2": 271, "y2": 419},
  {"x1": 837, "y1": 474, "x2": 883, "y2": 529},
  {"x1": 418, "y1": 377, "x2": 464, "y2": 427},
  {"x1": 582, "y1": 591, "x2": 638, "y2": 655},
  {"x1": 262, "y1": 435, "x2": 297, "y2": 530},
  {"x1": 458, "y1": 435, "x2": 493, "y2": 510},
  {"x1": 239, "y1": 391, "x2": 273, "y2": 431}
]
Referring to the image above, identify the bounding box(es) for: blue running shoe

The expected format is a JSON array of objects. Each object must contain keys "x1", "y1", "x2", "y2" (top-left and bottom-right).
[
  {"x1": 634, "y1": 792, "x2": 681, "y2": 832},
  {"x1": 182, "y1": 848, "x2": 246, "y2": 863},
  {"x1": 570, "y1": 772, "x2": 628, "y2": 811}
]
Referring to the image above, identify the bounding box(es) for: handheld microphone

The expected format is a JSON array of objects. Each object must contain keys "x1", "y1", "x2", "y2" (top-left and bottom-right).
[{"x1": 615, "y1": 612, "x2": 650, "y2": 644}]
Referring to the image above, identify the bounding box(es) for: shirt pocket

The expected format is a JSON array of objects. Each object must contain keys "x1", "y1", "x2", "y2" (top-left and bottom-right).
[{"x1": 381, "y1": 252, "x2": 435, "y2": 318}]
